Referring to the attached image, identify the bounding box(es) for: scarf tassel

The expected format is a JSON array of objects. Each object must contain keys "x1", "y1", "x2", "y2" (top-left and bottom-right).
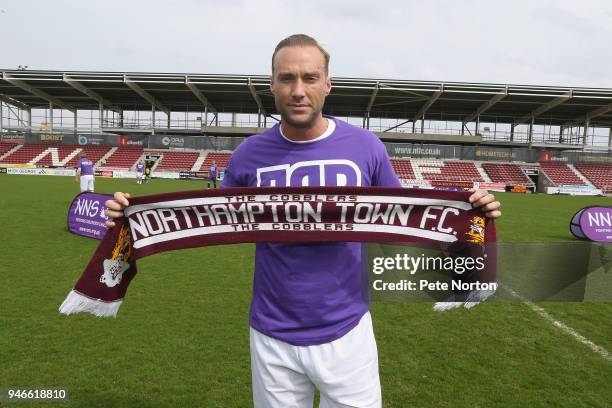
[{"x1": 59, "y1": 290, "x2": 122, "y2": 317}]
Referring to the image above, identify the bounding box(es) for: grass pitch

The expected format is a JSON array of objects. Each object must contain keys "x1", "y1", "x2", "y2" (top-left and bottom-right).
[{"x1": 0, "y1": 175, "x2": 611, "y2": 407}]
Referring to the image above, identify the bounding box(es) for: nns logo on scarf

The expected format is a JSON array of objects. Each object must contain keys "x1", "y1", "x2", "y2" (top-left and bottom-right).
[{"x1": 257, "y1": 160, "x2": 361, "y2": 187}]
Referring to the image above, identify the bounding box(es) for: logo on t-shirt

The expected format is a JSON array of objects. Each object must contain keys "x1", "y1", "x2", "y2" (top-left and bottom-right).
[{"x1": 257, "y1": 159, "x2": 361, "y2": 187}]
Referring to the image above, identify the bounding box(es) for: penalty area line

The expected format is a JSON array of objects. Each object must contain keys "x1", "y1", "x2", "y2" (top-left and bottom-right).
[{"x1": 503, "y1": 286, "x2": 611, "y2": 364}]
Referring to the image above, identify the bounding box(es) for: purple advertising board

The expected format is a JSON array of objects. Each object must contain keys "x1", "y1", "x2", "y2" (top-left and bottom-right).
[
  {"x1": 570, "y1": 206, "x2": 612, "y2": 243},
  {"x1": 67, "y1": 192, "x2": 113, "y2": 240}
]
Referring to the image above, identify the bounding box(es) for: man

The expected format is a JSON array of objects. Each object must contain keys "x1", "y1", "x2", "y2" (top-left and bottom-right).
[
  {"x1": 75, "y1": 151, "x2": 95, "y2": 192},
  {"x1": 105, "y1": 34, "x2": 501, "y2": 407},
  {"x1": 208, "y1": 160, "x2": 218, "y2": 189},
  {"x1": 144, "y1": 164, "x2": 151, "y2": 183},
  {"x1": 136, "y1": 160, "x2": 145, "y2": 185}
]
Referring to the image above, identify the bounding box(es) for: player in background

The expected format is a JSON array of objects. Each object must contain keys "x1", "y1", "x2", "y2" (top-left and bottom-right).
[
  {"x1": 75, "y1": 151, "x2": 94, "y2": 192},
  {"x1": 144, "y1": 164, "x2": 151, "y2": 183},
  {"x1": 135, "y1": 160, "x2": 145, "y2": 185},
  {"x1": 208, "y1": 161, "x2": 218, "y2": 189}
]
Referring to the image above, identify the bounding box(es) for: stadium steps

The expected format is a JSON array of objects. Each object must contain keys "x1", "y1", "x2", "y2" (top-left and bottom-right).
[
  {"x1": 0, "y1": 144, "x2": 22, "y2": 161},
  {"x1": 150, "y1": 155, "x2": 162, "y2": 172},
  {"x1": 191, "y1": 151, "x2": 208, "y2": 172},
  {"x1": 539, "y1": 162, "x2": 586, "y2": 186},
  {"x1": 411, "y1": 159, "x2": 484, "y2": 182},
  {"x1": 411, "y1": 160, "x2": 443, "y2": 180},
  {"x1": 29, "y1": 146, "x2": 82, "y2": 166},
  {"x1": 476, "y1": 165, "x2": 492, "y2": 182},
  {"x1": 58, "y1": 148, "x2": 82, "y2": 166},
  {"x1": 97, "y1": 147, "x2": 117, "y2": 166},
  {"x1": 574, "y1": 163, "x2": 612, "y2": 192},
  {"x1": 567, "y1": 164, "x2": 594, "y2": 187}
]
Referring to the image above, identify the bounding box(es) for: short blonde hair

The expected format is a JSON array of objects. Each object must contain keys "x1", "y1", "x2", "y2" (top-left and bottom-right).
[{"x1": 272, "y1": 34, "x2": 330, "y2": 74}]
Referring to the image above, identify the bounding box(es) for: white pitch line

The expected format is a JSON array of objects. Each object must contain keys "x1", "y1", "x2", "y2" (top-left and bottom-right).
[{"x1": 504, "y1": 286, "x2": 611, "y2": 364}]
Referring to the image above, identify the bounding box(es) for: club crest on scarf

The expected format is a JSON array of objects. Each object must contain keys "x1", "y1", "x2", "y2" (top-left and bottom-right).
[
  {"x1": 465, "y1": 216, "x2": 486, "y2": 244},
  {"x1": 100, "y1": 225, "x2": 132, "y2": 288}
]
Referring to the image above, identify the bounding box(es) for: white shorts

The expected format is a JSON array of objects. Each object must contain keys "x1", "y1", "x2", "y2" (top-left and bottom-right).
[
  {"x1": 80, "y1": 175, "x2": 94, "y2": 192},
  {"x1": 137, "y1": 172, "x2": 143, "y2": 179},
  {"x1": 250, "y1": 312, "x2": 381, "y2": 408}
]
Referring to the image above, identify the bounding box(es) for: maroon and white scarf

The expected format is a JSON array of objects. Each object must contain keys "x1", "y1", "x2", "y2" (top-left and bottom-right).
[{"x1": 59, "y1": 187, "x2": 496, "y2": 317}]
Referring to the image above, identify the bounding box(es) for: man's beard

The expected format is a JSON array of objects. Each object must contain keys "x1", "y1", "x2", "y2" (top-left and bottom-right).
[{"x1": 276, "y1": 103, "x2": 320, "y2": 129}]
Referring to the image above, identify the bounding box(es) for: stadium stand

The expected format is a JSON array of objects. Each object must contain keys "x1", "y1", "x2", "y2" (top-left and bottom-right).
[
  {"x1": 153, "y1": 150, "x2": 201, "y2": 171},
  {"x1": 0, "y1": 141, "x2": 17, "y2": 157},
  {"x1": 3, "y1": 141, "x2": 610, "y2": 195},
  {"x1": 199, "y1": 152, "x2": 232, "y2": 172},
  {"x1": 103, "y1": 146, "x2": 144, "y2": 169},
  {"x1": 482, "y1": 162, "x2": 534, "y2": 186},
  {"x1": 390, "y1": 159, "x2": 416, "y2": 179},
  {"x1": 539, "y1": 161, "x2": 586, "y2": 186},
  {"x1": 0, "y1": 144, "x2": 112, "y2": 166},
  {"x1": 574, "y1": 162, "x2": 612, "y2": 192},
  {"x1": 0, "y1": 143, "x2": 50, "y2": 164},
  {"x1": 64, "y1": 145, "x2": 112, "y2": 167},
  {"x1": 411, "y1": 159, "x2": 483, "y2": 182}
]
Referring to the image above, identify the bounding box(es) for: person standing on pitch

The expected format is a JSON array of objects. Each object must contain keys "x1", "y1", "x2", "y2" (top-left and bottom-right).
[
  {"x1": 144, "y1": 164, "x2": 151, "y2": 183},
  {"x1": 105, "y1": 34, "x2": 502, "y2": 408},
  {"x1": 75, "y1": 151, "x2": 95, "y2": 192},
  {"x1": 135, "y1": 160, "x2": 145, "y2": 185},
  {"x1": 207, "y1": 160, "x2": 218, "y2": 189}
]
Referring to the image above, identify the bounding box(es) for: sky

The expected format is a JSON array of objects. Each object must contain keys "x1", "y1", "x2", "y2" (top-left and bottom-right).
[{"x1": 1, "y1": 0, "x2": 612, "y2": 88}]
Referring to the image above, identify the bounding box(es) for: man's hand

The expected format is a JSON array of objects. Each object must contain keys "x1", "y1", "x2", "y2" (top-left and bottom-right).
[
  {"x1": 469, "y1": 190, "x2": 501, "y2": 219},
  {"x1": 104, "y1": 192, "x2": 130, "y2": 228}
]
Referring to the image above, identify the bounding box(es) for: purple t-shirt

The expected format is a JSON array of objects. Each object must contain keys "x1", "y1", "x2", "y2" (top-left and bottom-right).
[
  {"x1": 136, "y1": 164, "x2": 144, "y2": 173},
  {"x1": 76, "y1": 158, "x2": 94, "y2": 176},
  {"x1": 209, "y1": 164, "x2": 218, "y2": 179},
  {"x1": 221, "y1": 117, "x2": 400, "y2": 346}
]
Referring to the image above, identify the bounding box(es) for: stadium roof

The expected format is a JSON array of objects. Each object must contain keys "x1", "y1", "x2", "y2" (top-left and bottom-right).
[{"x1": 2, "y1": 69, "x2": 612, "y2": 129}]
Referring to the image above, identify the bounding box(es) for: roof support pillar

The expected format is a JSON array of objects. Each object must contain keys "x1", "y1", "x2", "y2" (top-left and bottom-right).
[
  {"x1": 74, "y1": 109, "x2": 77, "y2": 135},
  {"x1": 528, "y1": 118, "x2": 534, "y2": 143},
  {"x1": 0, "y1": 100, "x2": 3, "y2": 134},
  {"x1": 151, "y1": 105, "x2": 156, "y2": 135},
  {"x1": 608, "y1": 128, "x2": 612, "y2": 148},
  {"x1": 49, "y1": 102, "x2": 54, "y2": 134},
  {"x1": 99, "y1": 103, "x2": 104, "y2": 129},
  {"x1": 582, "y1": 119, "x2": 590, "y2": 145},
  {"x1": 364, "y1": 81, "x2": 379, "y2": 131}
]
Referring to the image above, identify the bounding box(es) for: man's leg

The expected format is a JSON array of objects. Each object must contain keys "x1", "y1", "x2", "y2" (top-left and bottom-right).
[
  {"x1": 88, "y1": 176, "x2": 94, "y2": 192},
  {"x1": 250, "y1": 328, "x2": 315, "y2": 408},
  {"x1": 303, "y1": 312, "x2": 382, "y2": 408},
  {"x1": 79, "y1": 177, "x2": 87, "y2": 192}
]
